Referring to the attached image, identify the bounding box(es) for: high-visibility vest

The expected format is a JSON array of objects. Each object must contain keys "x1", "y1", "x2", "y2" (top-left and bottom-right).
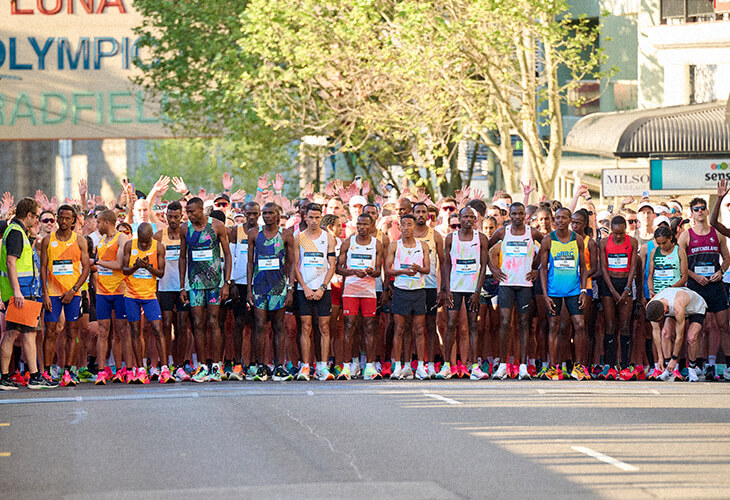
[{"x1": 0, "y1": 222, "x2": 35, "y2": 301}]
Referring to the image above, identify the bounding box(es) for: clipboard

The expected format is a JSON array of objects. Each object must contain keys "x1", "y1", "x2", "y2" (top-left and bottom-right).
[{"x1": 4, "y1": 298, "x2": 42, "y2": 328}]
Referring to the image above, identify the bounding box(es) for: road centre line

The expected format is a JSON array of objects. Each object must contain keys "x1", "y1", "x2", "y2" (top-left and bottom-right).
[
  {"x1": 571, "y1": 446, "x2": 638, "y2": 472},
  {"x1": 421, "y1": 390, "x2": 462, "y2": 405},
  {"x1": 0, "y1": 453, "x2": 10, "y2": 457}
]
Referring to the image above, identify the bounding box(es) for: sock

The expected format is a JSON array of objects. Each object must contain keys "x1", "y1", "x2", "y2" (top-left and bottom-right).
[
  {"x1": 394, "y1": 361, "x2": 402, "y2": 371},
  {"x1": 487, "y1": 356, "x2": 494, "y2": 364},
  {"x1": 644, "y1": 339, "x2": 654, "y2": 367},
  {"x1": 542, "y1": 361, "x2": 548, "y2": 369},
  {"x1": 29, "y1": 371, "x2": 39, "y2": 379},
  {"x1": 689, "y1": 359, "x2": 697, "y2": 368},
  {"x1": 604, "y1": 335, "x2": 617, "y2": 367},
  {"x1": 417, "y1": 360, "x2": 424, "y2": 370},
  {"x1": 528, "y1": 358, "x2": 536, "y2": 367},
  {"x1": 619, "y1": 335, "x2": 631, "y2": 367},
  {"x1": 708, "y1": 355, "x2": 716, "y2": 365}
]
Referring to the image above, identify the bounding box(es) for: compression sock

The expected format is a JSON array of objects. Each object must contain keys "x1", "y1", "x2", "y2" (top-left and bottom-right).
[
  {"x1": 620, "y1": 335, "x2": 631, "y2": 367},
  {"x1": 604, "y1": 335, "x2": 617, "y2": 367}
]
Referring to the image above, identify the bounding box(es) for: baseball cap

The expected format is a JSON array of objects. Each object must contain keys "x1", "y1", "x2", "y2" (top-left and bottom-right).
[
  {"x1": 654, "y1": 215, "x2": 670, "y2": 227},
  {"x1": 637, "y1": 201, "x2": 655, "y2": 213},
  {"x1": 597, "y1": 210, "x2": 611, "y2": 222},
  {"x1": 214, "y1": 193, "x2": 230, "y2": 204},
  {"x1": 494, "y1": 199, "x2": 510, "y2": 212},
  {"x1": 349, "y1": 195, "x2": 367, "y2": 207}
]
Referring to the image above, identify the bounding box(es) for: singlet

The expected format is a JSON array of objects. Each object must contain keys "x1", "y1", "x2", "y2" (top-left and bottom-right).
[
  {"x1": 331, "y1": 237, "x2": 343, "y2": 286},
  {"x1": 46, "y1": 231, "x2": 82, "y2": 297},
  {"x1": 605, "y1": 233, "x2": 632, "y2": 273},
  {"x1": 344, "y1": 235, "x2": 377, "y2": 298},
  {"x1": 96, "y1": 232, "x2": 125, "y2": 296},
  {"x1": 643, "y1": 240, "x2": 657, "y2": 299},
  {"x1": 125, "y1": 239, "x2": 158, "y2": 300},
  {"x1": 655, "y1": 286, "x2": 707, "y2": 317},
  {"x1": 687, "y1": 227, "x2": 721, "y2": 282},
  {"x1": 252, "y1": 226, "x2": 287, "y2": 297},
  {"x1": 500, "y1": 226, "x2": 535, "y2": 287},
  {"x1": 546, "y1": 231, "x2": 581, "y2": 298},
  {"x1": 449, "y1": 230, "x2": 481, "y2": 293},
  {"x1": 231, "y1": 224, "x2": 250, "y2": 285},
  {"x1": 652, "y1": 244, "x2": 681, "y2": 294},
  {"x1": 415, "y1": 227, "x2": 438, "y2": 289},
  {"x1": 158, "y1": 228, "x2": 181, "y2": 292},
  {"x1": 393, "y1": 239, "x2": 425, "y2": 290},
  {"x1": 185, "y1": 218, "x2": 223, "y2": 290},
  {"x1": 297, "y1": 230, "x2": 330, "y2": 290},
  {"x1": 582, "y1": 235, "x2": 592, "y2": 290}
]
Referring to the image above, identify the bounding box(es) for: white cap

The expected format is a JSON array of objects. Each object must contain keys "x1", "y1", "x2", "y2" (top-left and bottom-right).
[
  {"x1": 203, "y1": 200, "x2": 214, "y2": 210},
  {"x1": 637, "y1": 201, "x2": 655, "y2": 213},
  {"x1": 655, "y1": 215, "x2": 670, "y2": 226},
  {"x1": 597, "y1": 210, "x2": 611, "y2": 222},
  {"x1": 494, "y1": 199, "x2": 510, "y2": 212},
  {"x1": 349, "y1": 195, "x2": 367, "y2": 207}
]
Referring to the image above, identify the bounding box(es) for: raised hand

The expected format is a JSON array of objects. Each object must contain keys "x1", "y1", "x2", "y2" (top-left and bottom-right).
[
  {"x1": 301, "y1": 182, "x2": 314, "y2": 200},
  {"x1": 280, "y1": 197, "x2": 293, "y2": 214},
  {"x1": 521, "y1": 180, "x2": 535, "y2": 198},
  {"x1": 539, "y1": 194, "x2": 548, "y2": 203},
  {"x1": 362, "y1": 180, "x2": 371, "y2": 197},
  {"x1": 198, "y1": 188, "x2": 207, "y2": 200},
  {"x1": 273, "y1": 173, "x2": 285, "y2": 194},
  {"x1": 231, "y1": 189, "x2": 246, "y2": 202},
  {"x1": 222, "y1": 172, "x2": 233, "y2": 191},
  {"x1": 415, "y1": 187, "x2": 430, "y2": 203},
  {"x1": 620, "y1": 194, "x2": 635, "y2": 206},
  {"x1": 171, "y1": 176, "x2": 188, "y2": 195},
  {"x1": 35, "y1": 190, "x2": 51, "y2": 210},
  {"x1": 718, "y1": 180, "x2": 730, "y2": 199},
  {"x1": 151, "y1": 175, "x2": 170, "y2": 196},
  {"x1": 94, "y1": 195, "x2": 104, "y2": 206},
  {"x1": 471, "y1": 187, "x2": 485, "y2": 201},
  {"x1": 1, "y1": 192, "x2": 13, "y2": 215},
  {"x1": 338, "y1": 184, "x2": 353, "y2": 203},
  {"x1": 374, "y1": 195, "x2": 384, "y2": 207},
  {"x1": 50, "y1": 196, "x2": 58, "y2": 212},
  {"x1": 324, "y1": 181, "x2": 336, "y2": 197},
  {"x1": 454, "y1": 189, "x2": 468, "y2": 208},
  {"x1": 78, "y1": 178, "x2": 88, "y2": 199},
  {"x1": 492, "y1": 189, "x2": 504, "y2": 203},
  {"x1": 258, "y1": 173, "x2": 271, "y2": 191}
]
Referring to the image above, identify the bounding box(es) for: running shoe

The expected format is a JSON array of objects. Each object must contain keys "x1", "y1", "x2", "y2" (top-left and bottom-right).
[
  {"x1": 316, "y1": 365, "x2": 335, "y2": 381},
  {"x1": 381, "y1": 362, "x2": 392, "y2": 379},
  {"x1": 646, "y1": 368, "x2": 660, "y2": 381},
  {"x1": 508, "y1": 363, "x2": 520, "y2": 379},
  {"x1": 604, "y1": 367, "x2": 619, "y2": 381},
  {"x1": 175, "y1": 366, "x2": 191, "y2": 382},
  {"x1": 390, "y1": 363, "x2": 401, "y2": 380},
  {"x1": 111, "y1": 367, "x2": 126, "y2": 383},
  {"x1": 95, "y1": 369, "x2": 109, "y2": 385},
  {"x1": 337, "y1": 363, "x2": 351, "y2": 381},
  {"x1": 183, "y1": 362, "x2": 194, "y2": 376},
  {"x1": 482, "y1": 361, "x2": 492, "y2": 376},
  {"x1": 724, "y1": 367, "x2": 730, "y2": 381},
  {"x1": 415, "y1": 364, "x2": 429, "y2": 380},
  {"x1": 28, "y1": 373, "x2": 58, "y2": 389},
  {"x1": 579, "y1": 364, "x2": 593, "y2": 380},
  {"x1": 350, "y1": 362, "x2": 361, "y2": 379},
  {"x1": 10, "y1": 372, "x2": 27, "y2": 386},
  {"x1": 436, "y1": 362, "x2": 452, "y2": 380},
  {"x1": 399, "y1": 363, "x2": 414, "y2": 380},
  {"x1": 686, "y1": 366, "x2": 699, "y2": 382},
  {"x1": 223, "y1": 361, "x2": 233, "y2": 381},
  {"x1": 518, "y1": 364, "x2": 531, "y2": 380},
  {"x1": 149, "y1": 366, "x2": 160, "y2": 381},
  {"x1": 229, "y1": 364, "x2": 244, "y2": 381},
  {"x1": 159, "y1": 366, "x2": 173, "y2": 384},
  {"x1": 470, "y1": 363, "x2": 489, "y2": 380},
  {"x1": 527, "y1": 364, "x2": 537, "y2": 378},
  {"x1": 597, "y1": 365, "x2": 610, "y2": 380},
  {"x1": 209, "y1": 364, "x2": 223, "y2": 382},
  {"x1": 619, "y1": 365, "x2": 636, "y2": 381},
  {"x1": 536, "y1": 366, "x2": 549, "y2": 380},
  {"x1": 253, "y1": 364, "x2": 268, "y2": 382},
  {"x1": 273, "y1": 364, "x2": 293, "y2": 382},
  {"x1": 363, "y1": 363, "x2": 381, "y2": 380},
  {"x1": 591, "y1": 364, "x2": 603, "y2": 377},
  {"x1": 657, "y1": 368, "x2": 673, "y2": 381},
  {"x1": 61, "y1": 369, "x2": 78, "y2": 387},
  {"x1": 427, "y1": 362, "x2": 436, "y2": 379},
  {"x1": 632, "y1": 365, "x2": 646, "y2": 381},
  {"x1": 492, "y1": 363, "x2": 508, "y2": 380},
  {"x1": 672, "y1": 369, "x2": 684, "y2": 381},
  {"x1": 246, "y1": 364, "x2": 258, "y2": 381},
  {"x1": 297, "y1": 365, "x2": 311, "y2": 381},
  {"x1": 0, "y1": 376, "x2": 18, "y2": 390},
  {"x1": 570, "y1": 364, "x2": 584, "y2": 381},
  {"x1": 545, "y1": 366, "x2": 563, "y2": 381},
  {"x1": 288, "y1": 363, "x2": 299, "y2": 378},
  {"x1": 137, "y1": 367, "x2": 151, "y2": 385},
  {"x1": 192, "y1": 365, "x2": 209, "y2": 383},
  {"x1": 680, "y1": 367, "x2": 689, "y2": 379}
]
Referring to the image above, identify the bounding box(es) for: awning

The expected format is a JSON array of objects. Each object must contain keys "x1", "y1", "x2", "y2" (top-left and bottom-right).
[{"x1": 564, "y1": 101, "x2": 730, "y2": 158}]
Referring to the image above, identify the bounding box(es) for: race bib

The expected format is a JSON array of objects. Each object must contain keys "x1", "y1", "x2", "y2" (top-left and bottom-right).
[
  {"x1": 607, "y1": 253, "x2": 628, "y2": 269},
  {"x1": 695, "y1": 265, "x2": 715, "y2": 277},
  {"x1": 97, "y1": 266, "x2": 113, "y2": 277},
  {"x1": 399, "y1": 263, "x2": 419, "y2": 279},
  {"x1": 554, "y1": 257, "x2": 576, "y2": 269},
  {"x1": 52, "y1": 259, "x2": 73, "y2": 276},
  {"x1": 504, "y1": 241, "x2": 528, "y2": 257},
  {"x1": 302, "y1": 251, "x2": 325, "y2": 268},
  {"x1": 191, "y1": 248, "x2": 213, "y2": 262},
  {"x1": 166, "y1": 245, "x2": 180, "y2": 261},
  {"x1": 133, "y1": 268, "x2": 153, "y2": 280},
  {"x1": 239, "y1": 246, "x2": 248, "y2": 256},
  {"x1": 655, "y1": 268, "x2": 674, "y2": 279},
  {"x1": 350, "y1": 253, "x2": 372, "y2": 269},
  {"x1": 258, "y1": 257, "x2": 279, "y2": 271},
  {"x1": 455, "y1": 258, "x2": 477, "y2": 274}
]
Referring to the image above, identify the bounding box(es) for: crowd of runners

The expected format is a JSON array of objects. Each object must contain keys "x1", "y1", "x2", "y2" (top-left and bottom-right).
[{"x1": 1, "y1": 172, "x2": 729, "y2": 390}]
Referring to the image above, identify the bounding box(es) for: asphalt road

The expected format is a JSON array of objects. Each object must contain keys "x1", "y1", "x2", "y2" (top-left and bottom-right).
[{"x1": 2, "y1": 379, "x2": 730, "y2": 499}]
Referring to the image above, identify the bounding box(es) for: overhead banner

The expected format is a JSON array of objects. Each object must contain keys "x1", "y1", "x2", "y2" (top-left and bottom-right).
[
  {"x1": 650, "y1": 158, "x2": 730, "y2": 191},
  {"x1": 601, "y1": 168, "x2": 649, "y2": 197},
  {"x1": 0, "y1": 0, "x2": 172, "y2": 140}
]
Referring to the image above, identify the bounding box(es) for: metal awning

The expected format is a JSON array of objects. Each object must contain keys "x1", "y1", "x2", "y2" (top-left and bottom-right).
[{"x1": 564, "y1": 101, "x2": 730, "y2": 158}]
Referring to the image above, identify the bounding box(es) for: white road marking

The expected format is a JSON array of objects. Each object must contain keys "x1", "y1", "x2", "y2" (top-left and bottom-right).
[
  {"x1": 571, "y1": 446, "x2": 638, "y2": 471},
  {"x1": 70, "y1": 409, "x2": 88, "y2": 424},
  {"x1": 421, "y1": 390, "x2": 462, "y2": 405},
  {"x1": 306, "y1": 390, "x2": 314, "y2": 396}
]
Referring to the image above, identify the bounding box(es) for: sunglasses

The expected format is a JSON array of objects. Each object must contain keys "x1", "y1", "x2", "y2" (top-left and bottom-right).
[
  {"x1": 692, "y1": 206, "x2": 707, "y2": 212},
  {"x1": 587, "y1": 211, "x2": 594, "y2": 216},
  {"x1": 627, "y1": 219, "x2": 637, "y2": 224},
  {"x1": 442, "y1": 206, "x2": 456, "y2": 212},
  {"x1": 450, "y1": 224, "x2": 461, "y2": 229},
  {"x1": 215, "y1": 202, "x2": 229, "y2": 208},
  {"x1": 41, "y1": 218, "x2": 55, "y2": 224}
]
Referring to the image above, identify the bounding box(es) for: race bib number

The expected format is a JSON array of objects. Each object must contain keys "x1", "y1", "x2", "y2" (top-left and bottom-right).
[
  {"x1": 239, "y1": 246, "x2": 248, "y2": 256},
  {"x1": 504, "y1": 241, "x2": 528, "y2": 257},
  {"x1": 191, "y1": 248, "x2": 213, "y2": 262},
  {"x1": 133, "y1": 268, "x2": 153, "y2": 280},
  {"x1": 655, "y1": 268, "x2": 674, "y2": 279},
  {"x1": 258, "y1": 257, "x2": 279, "y2": 271},
  {"x1": 554, "y1": 257, "x2": 576, "y2": 270},
  {"x1": 607, "y1": 253, "x2": 628, "y2": 269},
  {"x1": 97, "y1": 266, "x2": 113, "y2": 277},
  {"x1": 52, "y1": 259, "x2": 73, "y2": 276},
  {"x1": 302, "y1": 251, "x2": 325, "y2": 268},
  {"x1": 399, "y1": 263, "x2": 419, "y2": 279},
  {"x1": 350, "y1": 253, "x2": 372, "y2": 269},
  {"x1": 166, "y1": 245, "x2": 180, "y2": 261},
  {"x1": 695, "y1": 265, "x2": 715, "y2": 277},
  {"x1": 455, "y1": 259, "x2": 477, "y2": 274}
]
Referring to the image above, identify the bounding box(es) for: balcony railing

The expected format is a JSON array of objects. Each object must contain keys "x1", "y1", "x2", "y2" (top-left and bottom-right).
[{"x1": 661, "y1": 0, "x2": 724, "y2": 23}]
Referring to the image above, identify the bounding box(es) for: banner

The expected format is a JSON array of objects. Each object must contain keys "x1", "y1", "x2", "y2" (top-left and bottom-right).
[
  {"x1": 601, "y1": 168, "x2": 649, "y2": 197},
  {"x1": 650, "y1": 159, "x2": 730, "y2": 191},
  {"x1": 0, "y1": 0, "x2": 173, "y2": 140}
]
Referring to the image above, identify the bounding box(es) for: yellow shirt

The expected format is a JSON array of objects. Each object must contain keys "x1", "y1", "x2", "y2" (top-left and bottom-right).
[{"x1": 124, "y1": 239, "x2": 158, "y2": 300}]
